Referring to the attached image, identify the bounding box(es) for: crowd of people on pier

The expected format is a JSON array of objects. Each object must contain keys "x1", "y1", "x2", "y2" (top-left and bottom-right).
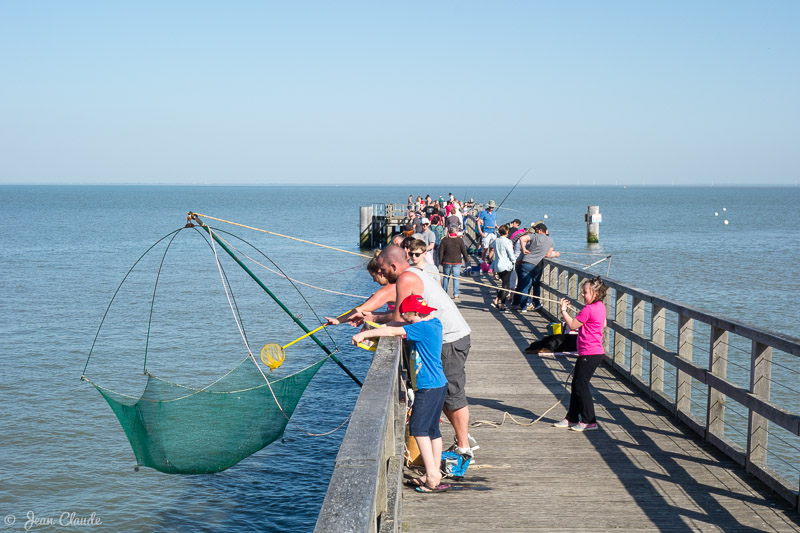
[{"x1": 327, "y1": 193, "x2": 606, "y2": 493}]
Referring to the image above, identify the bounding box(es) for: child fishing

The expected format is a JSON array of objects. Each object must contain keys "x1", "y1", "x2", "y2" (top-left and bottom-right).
[
  {"x1": 554, "y1": 276, "x2": 608, "y2": 432},
  {"x1": 351, "y1": 294, "x2": 450, "y2": 493}
]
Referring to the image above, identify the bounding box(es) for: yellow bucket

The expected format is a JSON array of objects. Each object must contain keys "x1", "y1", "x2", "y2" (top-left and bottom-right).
[{"x1": 548, "y1": 322, "x2": 562, "y2": 335}]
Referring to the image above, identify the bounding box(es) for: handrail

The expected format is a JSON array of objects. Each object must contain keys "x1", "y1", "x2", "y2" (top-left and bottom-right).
[
  {"x1": 540, "y1": 258, "x2": 800, "y2": 508},
  {"x1": 314, "y1": 337, "x2": 405, "y2": 533}
]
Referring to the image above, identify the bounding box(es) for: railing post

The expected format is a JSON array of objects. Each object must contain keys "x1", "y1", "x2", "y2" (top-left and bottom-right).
[
  {"x1": 541, "y1": 263, "x2": 552, "y2": 313},
  {"x1": 676, "y1": 313, "x2": 694, "y2": 418},
  {"x1": 707, "y1": 326, "x2": 728, "y2": 439},
  {"x1": 747, "y1": 341, "x2": 772, "y2": 472},
  {"x1": 613, "y1": 289, "x2": 628, "y2": 372},
  {"x1": 602, "y1": 288, "x2": 612, "y2": 356},
  {"x1": 630, "y1": 297, "x2": 645, "y2": 379},
  {"x1": 547, "y1": 263, "x2": 558, "y2": 315},
  {"x1": 650, "y1": 304, "x2": 665, "y2": 396},
  {"x1": 568, "y1": 272, "x2": 578, "y2": 300}
]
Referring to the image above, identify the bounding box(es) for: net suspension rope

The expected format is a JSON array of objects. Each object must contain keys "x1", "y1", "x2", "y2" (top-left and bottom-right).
[
  {"x1": 190, "y1": 215, "x2": 363, "y2": 387},
  {"x1": 82, "y1": 223, "x2": 354, "y2": 436},
  {"x1": 190, "y1": 212, "x2": 608, "y2": 308},
  {"x1": 205, "y1": 223, "x2": 352, "y2": 437}
]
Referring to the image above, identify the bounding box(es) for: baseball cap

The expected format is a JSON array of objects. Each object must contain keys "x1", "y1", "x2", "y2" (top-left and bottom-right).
[{"x1": 399, "y1": 294, "x2": 437, "y2": 314}]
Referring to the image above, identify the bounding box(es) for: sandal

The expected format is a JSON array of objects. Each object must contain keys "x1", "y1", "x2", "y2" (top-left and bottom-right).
[{"x1": 415, "y1": 483, "x2": 451, "y2": 493}]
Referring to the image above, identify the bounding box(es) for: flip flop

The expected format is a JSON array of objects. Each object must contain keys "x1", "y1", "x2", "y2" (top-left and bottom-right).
[
  {"x1": 415, "y1": 483, "x2": 451, "y2": 493},
  {"x1": 405, "y1": 477, "x2": 425, "y2": 488}
]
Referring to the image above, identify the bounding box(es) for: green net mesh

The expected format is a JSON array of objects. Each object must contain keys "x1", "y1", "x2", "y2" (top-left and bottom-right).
[{"x1": 94, "y1": 356, "x2": 326, "y2": 474}]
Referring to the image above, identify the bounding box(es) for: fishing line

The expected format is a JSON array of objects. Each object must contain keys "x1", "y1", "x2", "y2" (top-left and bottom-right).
[{"x1": 497, "y1": 168, "x2": 531, "y2": 209}]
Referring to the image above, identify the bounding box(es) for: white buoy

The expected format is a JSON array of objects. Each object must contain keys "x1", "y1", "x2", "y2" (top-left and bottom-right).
[
  {"x1": 724, "y1": 220, "x2": 729, "y2": 225},
  {"x1": 715, "y1": 212, "x2": 719, "y2": 216},
  {"x1": 543, "y1": 214, "x2": 548, "y2": 219},
  {"x1": 723, "y1": 207, "x2": 727, "y2": 211}
]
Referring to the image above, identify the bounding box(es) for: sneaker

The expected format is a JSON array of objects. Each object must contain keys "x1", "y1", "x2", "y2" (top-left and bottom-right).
[
  {"x1": 454, "y1": 445, "x2": 473, "y2": 458},
  {"x1": 453, "y1": 434, "x2": 480, "y2": 452},
  {"x1": 532, "y1": 304, "x2": 543, "y2": 312},
  {"x1": 553, "y1": 418, "x2": 578, "y2": 428},
  {"x1": 453, "y1": 294, "x2": 460, "y2": 300},
  {"x1": 570, "y1": 422, "x2": 598, "y2": 432}
]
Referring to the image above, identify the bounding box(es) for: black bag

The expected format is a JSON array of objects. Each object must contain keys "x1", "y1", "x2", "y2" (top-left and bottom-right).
[{"x1": 524, "y1": 334, "x2": 577, "y2": 353}]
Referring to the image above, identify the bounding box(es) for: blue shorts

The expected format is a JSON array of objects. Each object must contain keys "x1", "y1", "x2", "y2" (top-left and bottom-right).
[{"x1": 408, "y1": 385, "x2": 447, "y2": 439}]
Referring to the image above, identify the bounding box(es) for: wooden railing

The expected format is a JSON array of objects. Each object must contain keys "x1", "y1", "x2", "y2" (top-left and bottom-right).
[
  {"x1": 314, "y1": 337, "x2": 405, "y2": 533},
  {"x1": 540, "y1": 259, "x2": 800, "y2": 508}
]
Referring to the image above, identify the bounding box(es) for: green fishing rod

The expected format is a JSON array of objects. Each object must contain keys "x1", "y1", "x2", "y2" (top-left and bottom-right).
[{"x1": 189, "y1": 212, "x2": 363, "y2": 387}]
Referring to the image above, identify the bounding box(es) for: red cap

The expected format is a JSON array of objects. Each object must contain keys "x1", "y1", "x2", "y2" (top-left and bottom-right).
[{"x1": 399, "y1": 294, "x2": 437, "y2": 314}]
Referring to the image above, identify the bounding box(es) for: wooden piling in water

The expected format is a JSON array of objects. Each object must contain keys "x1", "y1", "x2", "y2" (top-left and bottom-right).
[{"x1": 586, "y1": 205, "x2": 601, "y2": 243}]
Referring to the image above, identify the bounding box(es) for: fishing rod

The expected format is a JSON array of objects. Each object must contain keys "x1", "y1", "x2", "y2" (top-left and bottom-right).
[{"x1": 497, "y1": 168, "x2": 531, "y2": 209}]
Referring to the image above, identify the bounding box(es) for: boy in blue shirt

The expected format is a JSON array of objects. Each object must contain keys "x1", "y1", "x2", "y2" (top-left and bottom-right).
[{"x1": 352, "y1": 294, "x2": 449, "y2": 493}]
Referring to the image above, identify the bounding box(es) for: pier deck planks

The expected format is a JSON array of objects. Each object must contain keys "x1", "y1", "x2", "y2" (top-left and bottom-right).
[{"x1": 401, "y1": 280, "x2": 800, "y2": 532}]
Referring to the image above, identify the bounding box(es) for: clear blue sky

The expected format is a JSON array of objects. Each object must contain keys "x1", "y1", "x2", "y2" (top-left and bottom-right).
[{"x1": 1, "y1": 1, "x2": 797, "y2": 186}]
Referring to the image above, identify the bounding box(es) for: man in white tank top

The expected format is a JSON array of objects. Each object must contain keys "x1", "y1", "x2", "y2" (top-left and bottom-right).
[{"x1": 354, "y1": 245, "x2": 475, "y2": 456}]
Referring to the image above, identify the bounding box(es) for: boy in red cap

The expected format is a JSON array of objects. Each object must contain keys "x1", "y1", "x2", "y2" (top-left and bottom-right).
[{"x1": 352, "y1": 294, "x2": 449, "y2": 493}]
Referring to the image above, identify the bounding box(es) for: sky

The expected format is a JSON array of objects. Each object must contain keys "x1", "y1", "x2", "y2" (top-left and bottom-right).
[{"x1": 1, "y1": 1, "x2": 798, "y2": 186}]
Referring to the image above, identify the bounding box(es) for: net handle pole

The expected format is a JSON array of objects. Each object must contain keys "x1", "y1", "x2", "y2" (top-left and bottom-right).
[
  {"x1": 282, "y1": 308, "x2": 354, "y2": 349},
  {"x1": 190, "y1": 213, "x2": 362, "y2": 387}
]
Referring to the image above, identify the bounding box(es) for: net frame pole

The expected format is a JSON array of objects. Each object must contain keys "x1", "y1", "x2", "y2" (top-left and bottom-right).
[{"x1": 192, "y1": 214, "x2": 362, "y2": 387}]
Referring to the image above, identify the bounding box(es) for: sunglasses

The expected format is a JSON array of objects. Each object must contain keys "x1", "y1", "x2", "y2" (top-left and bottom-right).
[{"x1": 410, "y1": 252, "x2": 425, "y2": 257}]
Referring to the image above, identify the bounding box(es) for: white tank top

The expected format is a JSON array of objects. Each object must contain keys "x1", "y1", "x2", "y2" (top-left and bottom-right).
[{"x1": 407, "y1": 267, "x2": 471, "y2": 343}]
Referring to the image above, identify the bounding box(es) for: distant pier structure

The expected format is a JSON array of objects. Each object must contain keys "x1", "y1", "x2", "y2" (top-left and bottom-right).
[{"x1": 359, "y1": 203, "x2": 482, "y2": 251}]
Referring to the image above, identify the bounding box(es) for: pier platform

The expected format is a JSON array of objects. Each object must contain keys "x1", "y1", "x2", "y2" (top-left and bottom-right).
[{"x1": 401, "y1": 279, "x2": 800, "y2": 532}]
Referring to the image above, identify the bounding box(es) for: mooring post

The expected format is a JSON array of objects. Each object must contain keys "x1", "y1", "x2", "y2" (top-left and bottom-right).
[
  {"x1": 359, "y1": 205, "x2": 372, "y2": 248},
  {"x1": 585, "y1": 205, "x2": 601, "y2": 243}
]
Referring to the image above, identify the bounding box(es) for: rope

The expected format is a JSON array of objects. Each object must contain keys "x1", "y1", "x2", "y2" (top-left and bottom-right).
[
  {"x1": 82, "y1": 228, "x2": 182, "y2": 377},
  {"x1": 192, "y1": 212, "x2": 371, "y2": 259},
  {"x1": 471, "y1": 357, "x2": 573, "y2": 429},
  {"x1": 212, "y1": 232, "x2": 370, "y2": 300},
  {"x1": 189, "y1": 212, "x2": 584, "y2": 309}
]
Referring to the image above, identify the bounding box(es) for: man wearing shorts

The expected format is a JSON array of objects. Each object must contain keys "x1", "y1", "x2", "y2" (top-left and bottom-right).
[
  {"x1": 355, "y1": 245, "x2": 476, "y2": 457},
  {"x1": 478, "y1": 200, "x2": 498, "y2": 262}
]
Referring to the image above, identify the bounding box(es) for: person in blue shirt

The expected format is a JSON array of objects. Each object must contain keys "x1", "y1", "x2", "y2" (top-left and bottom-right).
[
  {"x1": 477, "y1": 200, "x2": 498, "y2": 263},
  {"x1": 352, "y1": 294, "x2": 450, "y2": 493}
]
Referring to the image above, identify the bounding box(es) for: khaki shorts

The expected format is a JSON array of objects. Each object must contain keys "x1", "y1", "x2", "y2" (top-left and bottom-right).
[
  {"x1": 442, "y1": 334, "x2": 471, "y2": 411},
  {"x1": 481, "y1": 233, "x2": 497, "y2": 250}
]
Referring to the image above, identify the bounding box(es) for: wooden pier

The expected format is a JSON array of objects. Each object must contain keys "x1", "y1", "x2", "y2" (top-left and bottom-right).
[
  {"x1": 402, "y1": 280, "x2": 800, "y2": 532},
  {"x1": 316, "y1": 260, "x2": 800, "y2": 532}
]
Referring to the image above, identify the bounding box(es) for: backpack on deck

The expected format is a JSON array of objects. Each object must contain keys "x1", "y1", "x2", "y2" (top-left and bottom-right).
[
  {"x1": 524, "y1": 333, "x2": 577, "y2": 354},
  {"x1": 441, "y1": 450, "x2": 472, "y2": 481}
]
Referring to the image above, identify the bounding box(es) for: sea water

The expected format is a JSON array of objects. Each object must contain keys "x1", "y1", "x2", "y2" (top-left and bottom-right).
[{"x1": 1, "y1": 185, "x2": 798, "y2": 531}]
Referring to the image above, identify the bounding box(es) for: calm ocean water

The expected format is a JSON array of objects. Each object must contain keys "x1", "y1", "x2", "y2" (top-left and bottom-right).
[{"x1": 2, "y1": 185, "x2": 798, "y2": 531}]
